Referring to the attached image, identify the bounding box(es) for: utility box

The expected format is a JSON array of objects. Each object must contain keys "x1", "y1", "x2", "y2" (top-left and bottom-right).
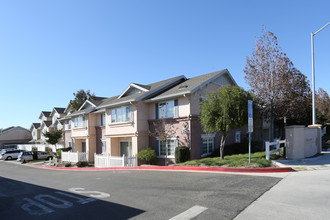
[{"x1": 285, "y1": 125, "x2": 322, "y2": 160}]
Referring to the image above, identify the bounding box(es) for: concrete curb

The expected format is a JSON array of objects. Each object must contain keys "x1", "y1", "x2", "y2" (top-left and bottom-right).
[{"x1": 26, "y1": 164, "x2": 293, "y2": 173}]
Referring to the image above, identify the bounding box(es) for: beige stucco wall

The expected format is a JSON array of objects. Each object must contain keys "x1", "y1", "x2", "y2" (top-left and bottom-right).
[{"x1": 286, "y1": 125, "x2": 322, "y2": 160}]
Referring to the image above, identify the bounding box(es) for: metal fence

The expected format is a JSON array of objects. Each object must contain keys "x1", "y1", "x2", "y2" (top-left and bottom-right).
[
  {"x1": 62, "y1": 152, "x2": 88, "y2": 163},
  {"x1": 94, "y1": 153, "x2": 137, "y2": 168},
  {"x1": 17, "y1": 144, "x2": 64, "y2": 153}
]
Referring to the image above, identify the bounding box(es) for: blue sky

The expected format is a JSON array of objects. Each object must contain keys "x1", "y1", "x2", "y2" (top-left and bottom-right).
[{"x1": 0, "y1": 0, "x2": 329, "y2": 129}]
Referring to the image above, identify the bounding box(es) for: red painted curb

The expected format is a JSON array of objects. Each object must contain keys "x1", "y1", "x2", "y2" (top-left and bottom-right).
[{"x1": 26, "y1": 164, "x2": 293, "y2": 173}]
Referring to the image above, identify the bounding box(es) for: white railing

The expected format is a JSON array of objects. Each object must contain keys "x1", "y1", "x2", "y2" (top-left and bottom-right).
[
  {"x1": 62, "y1": 152, "x2": 88, "y2": 163},
  {"x1": 265, "y1": 139, "x2": 286, "y2": 160},
  {"x1": 94, "y1": 153, "x2": 137, "y2": 168},
  {"x1": 17, "y1": 144, "x2": 64, "y2": 153}
]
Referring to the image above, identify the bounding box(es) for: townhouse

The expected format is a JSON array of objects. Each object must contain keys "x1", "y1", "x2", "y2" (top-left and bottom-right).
[
  {"x1": 30, "y1": 108, "x2": 67, "y2": 144},
  {"x1": 62, "y1": 69, "x2": 245, "y2": 164}
]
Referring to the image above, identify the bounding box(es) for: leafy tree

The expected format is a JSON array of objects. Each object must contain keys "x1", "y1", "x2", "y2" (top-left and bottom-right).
[
  {"x1": 69, "y1": 89, "x2": 95, "y2": 112},
  {"x1": 244, "y1": 27, "x2": 311, "y2": 139},
  {"x1": 316, "y1": 88, "x2": 330, "y2": 125},
  {"x1": 43, "y1": 129, "x2": 63, "y2": 146},
  {"x1": 200, "y1": 86, "x2": 252, "y2": 159}
]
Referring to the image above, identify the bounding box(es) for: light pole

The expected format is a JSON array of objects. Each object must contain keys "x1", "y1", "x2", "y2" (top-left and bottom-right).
[{"x1": 311, "y1": 22, "x2": 330, "y2": 125}]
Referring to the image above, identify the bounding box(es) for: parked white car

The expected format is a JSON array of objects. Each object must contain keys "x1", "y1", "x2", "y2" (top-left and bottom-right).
[
  {"x1": 0, "y1": 149, "x2": 25, "y2": 160},
  {"x1": 17, "y1": 151, "x2": 54, "y2": 163}
]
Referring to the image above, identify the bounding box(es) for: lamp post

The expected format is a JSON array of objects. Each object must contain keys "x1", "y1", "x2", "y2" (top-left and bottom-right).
[{"x1": 311, "y1": 22, "x2": 330, "y2": 125}]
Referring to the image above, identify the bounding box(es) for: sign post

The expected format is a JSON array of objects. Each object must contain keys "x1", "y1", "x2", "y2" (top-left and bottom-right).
[{"x1": 248, "y1": 100, "x2": 253, "y2": 163}]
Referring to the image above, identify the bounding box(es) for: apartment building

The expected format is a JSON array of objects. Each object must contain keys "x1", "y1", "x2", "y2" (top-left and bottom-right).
[{"x1": 62, "y1": 69, "x2": 243, "y2": 164}]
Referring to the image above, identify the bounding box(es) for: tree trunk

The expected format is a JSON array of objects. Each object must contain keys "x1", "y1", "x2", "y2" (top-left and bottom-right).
[{"x1": 219, "y1": 133, "x2": 227, "y2": 160}]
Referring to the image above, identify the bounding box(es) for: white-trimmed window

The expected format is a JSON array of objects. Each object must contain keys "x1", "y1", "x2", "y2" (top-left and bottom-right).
[
  {"x1": 235, "y1": 131, "x2": 241, "y2": 143},
  {"x1": 157, "y1": 138, "x2": 178, "y2": 158},
  {"x1": 68, "y1": 141, "x2": 72, "y2": 149},
  {"x1": 67, "y1": 120, "x2": 71, "y2": 129},
  {"x1": 156, "y1": 100, "x2": 178, "y2": 119},
  {"x1": 100, "y1": 113, "x2": 106, "y2": 126},
  {"x1": 110, "y1": 106, "x2": 131, "y2": 123},
  {"x1": 100, "y1": 139, "x2": 106, "y2": 154},
  {"x1": 201, "y1": 134, "x2": 215, "y2": 156},
  {"x1": 74, "y1": 116, "x2": 87, "y2": 128}
]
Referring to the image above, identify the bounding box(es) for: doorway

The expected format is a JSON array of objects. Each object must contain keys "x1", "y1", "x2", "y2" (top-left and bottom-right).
[
  {"x1": 120, "y1": 141, "x2": 132, "y2": 157},
  {"x1": 82, "y1": 141, "x2": 86, "y2": 153}
]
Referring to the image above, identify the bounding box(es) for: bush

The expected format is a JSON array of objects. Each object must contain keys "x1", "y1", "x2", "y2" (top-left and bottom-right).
[
  {"x1": 76, "y1": 161, "x2": 89, "y2": 167},
  {"x1": 137, "y1": 148, "x2": 157, "y2": 164},
  {"x1": 32, "y1": 147, "x2": 38, "y2": 151},
  {"x1": 211, "y1": 141, "x2": 262, "y2": 157},
  {"x1": 65, "y1": 162, "x2": 71, "y2": 167},
  {"x1": 175, "y1": 146, "x2": 190, "y2": 163}
]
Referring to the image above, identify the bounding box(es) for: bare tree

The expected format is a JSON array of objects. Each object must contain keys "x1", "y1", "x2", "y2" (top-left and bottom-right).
[{"x1": 244, "y1": 26, "x2": 311, "y2": 139}]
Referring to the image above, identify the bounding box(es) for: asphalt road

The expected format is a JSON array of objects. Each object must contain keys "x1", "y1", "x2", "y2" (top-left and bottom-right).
[{"x1": 0, "y1": 160, "x2": 282, "y2": 220}]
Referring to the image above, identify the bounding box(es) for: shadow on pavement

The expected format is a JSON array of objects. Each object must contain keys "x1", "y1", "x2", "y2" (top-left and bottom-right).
[{"x1": 0, "y1": 176, "x2": 144, "y2": 220}]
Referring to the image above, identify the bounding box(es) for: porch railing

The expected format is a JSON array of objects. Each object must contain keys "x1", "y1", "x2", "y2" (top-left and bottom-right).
[
  {"x1": 94, "y1": 153, "x2": 137, "y2": 168},
  {"x1": 62, "y1": 152, "x2": 88, "y2": 163}
]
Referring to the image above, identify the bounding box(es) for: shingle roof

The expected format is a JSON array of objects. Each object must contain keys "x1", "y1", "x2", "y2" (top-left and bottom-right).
[
  {"x1": 32, "y1": 123, "x2": 41, "y2": 129},
  {"x1": 41, "y1": 111, "x2": 51, "y2": 117},
  {"x1": 97, "y1": 75, "x2": 186, "y2": 109},
  {"x1": 54, "y1": 108, "x2": 66, "y2": 114},
  {"x1": 43, "y1": 121, "x2": 52, "y2": 127},
  {"x1": 146, "y1": 69, "x2": 231, "y2": 101}
]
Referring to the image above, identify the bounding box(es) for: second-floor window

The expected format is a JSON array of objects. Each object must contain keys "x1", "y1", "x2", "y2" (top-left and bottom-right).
[
  {"x1": 156, "y1": 100, "x2": 178, "y2": 119},
  {"x1": 74, "y1": 116, "x2": 87, "y2": 128},
  {"x1": 111, "y1": 106, "x2": 131, "y2": 123},
  {"x1": 100, "y1": 113, "x2": 106, "y2": 126},
  {"x1": 67, "y1": 120, "x2": 71, "y2": 129}
]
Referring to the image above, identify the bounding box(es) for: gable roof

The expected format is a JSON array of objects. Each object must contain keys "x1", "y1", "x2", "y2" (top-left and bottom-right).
[
  {"x1": 96, "y1": 75, "x2": 186, "y2": 109},
  {"x1": 42, "y1": 121, "x2": 52, "y2": 128},
  {"x1": 39, "y1": 111, "x2": 51, "y2": 119},
  {"x1": 30, "y1": 123, "x2": 41, "y2": 131},
  {"x1": 145, "y1": 69, "x2": 237, "y2": 102}
]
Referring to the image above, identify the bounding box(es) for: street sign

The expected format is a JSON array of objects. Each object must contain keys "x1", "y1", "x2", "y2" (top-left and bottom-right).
[
  {"x1": 248, "y1": 100, "x2": 253, "y2": 133},
  {"x1": 248, "y1": 100, "x2": 253, "y2": 164}
]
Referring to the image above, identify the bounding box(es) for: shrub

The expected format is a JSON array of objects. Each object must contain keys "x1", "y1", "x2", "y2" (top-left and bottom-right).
[
  {"x1": 32, "y1": 147, "x2": 38, "y2": 151},
  {"x1": 65, "y1": 162, "x2": 71, "y2": 167},
  {"x1": 211, "y1": 141, "x2": 262, "y2": 157},
  {"x1": 76, "y1": 161, "x2": 89, "y2": 167},
  {"x1": 175, "y1": 146, "x2": 190, "y2": 163},
  {"x1": 137, "y1": 148, "x2": 157, "y2": 164}
]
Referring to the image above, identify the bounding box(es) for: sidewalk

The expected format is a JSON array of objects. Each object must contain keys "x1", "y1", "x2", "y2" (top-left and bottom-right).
[{"x1": 235, "y1": 150, "x2": 330, "y2": 220}]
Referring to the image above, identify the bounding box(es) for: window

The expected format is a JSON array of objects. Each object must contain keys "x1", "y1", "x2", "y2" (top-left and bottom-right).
[
  {"x1": 68, "y1": 141, "x2": 72, "y2": 149},
  {"x1": 74, "y1": 116, "x2": 87, "y2": 128},
  {"x1": 235, "y1": 131, "x2": 241, "y2": 143},
  {"x1": 201, "y1": 135, "x2": 215, "y2": 155},
  {"x1": 156, "y1": 100, "x2": 178, "y2": 119},
  {"x1": 67, "y1": 120, "x2": 71, "y2": 129},
  {"x1": 101, "y1": 139, "x2": 106, "y2": 154},
  {"x1": 158, "y1": 138, "x2": 178, "y2": 158},
  {"x1": 110, "y1": 106, "x2": 131, "y2": 123},
  {"x1": 100, "y1": 113, "x2": 106, "y2": 126}
]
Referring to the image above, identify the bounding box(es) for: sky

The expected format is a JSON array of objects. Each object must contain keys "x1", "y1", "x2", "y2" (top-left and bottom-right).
[{"x1": 0, "y1": 0, "x2": 329, "y2": 130}]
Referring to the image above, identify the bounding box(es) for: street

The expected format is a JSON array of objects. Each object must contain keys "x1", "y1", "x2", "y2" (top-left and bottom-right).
[{"x1": 0, "y1": 161, "x2": 281, "y2": 220}]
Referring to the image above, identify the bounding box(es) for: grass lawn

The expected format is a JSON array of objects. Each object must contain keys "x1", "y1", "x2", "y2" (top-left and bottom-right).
[{"x1": 176, "y1": 151, "x2": 277, "y2": 168}]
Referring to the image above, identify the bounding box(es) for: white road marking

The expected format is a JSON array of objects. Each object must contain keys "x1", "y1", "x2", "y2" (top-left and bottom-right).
[
  {"x1": 68, "y1": 187, "x2": 110, "y2": 198},
  {"x1": 35, "y1": 194, "x2": 73, "y2": 208},
  {"x1": 169, "y1": 205, "x2": 208, "y2": 220},
  {"x1": 21, "y1": 198, "x2": 54, "y2": 216}
]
